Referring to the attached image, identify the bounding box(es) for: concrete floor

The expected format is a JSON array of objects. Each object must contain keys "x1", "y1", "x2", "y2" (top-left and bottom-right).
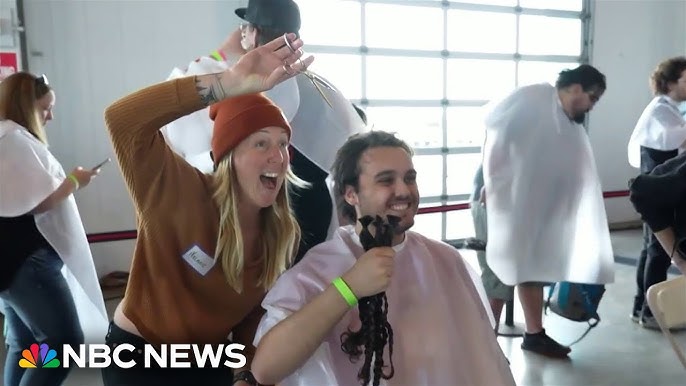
[{"x1": 1, "y1": 228, "x2": 685, "y2": 385}]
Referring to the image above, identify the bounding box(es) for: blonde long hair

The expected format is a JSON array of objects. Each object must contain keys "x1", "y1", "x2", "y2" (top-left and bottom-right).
[
  {"x1": 0, "y1": 72, "x2": 51, "y2": 144},
  {"x1": 213, "y1": 154, "x2": 302, "y2": 293}
]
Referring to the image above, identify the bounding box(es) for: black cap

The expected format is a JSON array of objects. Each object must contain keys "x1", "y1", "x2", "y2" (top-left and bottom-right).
[{"x1": 235, "y1": 0, "x2": 301, "y2": 33}]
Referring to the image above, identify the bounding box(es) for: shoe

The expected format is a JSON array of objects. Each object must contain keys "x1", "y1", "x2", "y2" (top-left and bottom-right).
[
  {"x1": 640, "y1": 315, "x2": 661, "y2": 330},
  {"x1": 630, "y1": 310, "x2": 640, "y2": 323},
  {"x1": 639, "y1": 306, "x2": 661, "y2": 330},
  {"x1": 521, "y1": 329, "x2": 571, "y2": 358},
  {"x1": 631, "y1": 297, "x2": 644, "y2": 323}
]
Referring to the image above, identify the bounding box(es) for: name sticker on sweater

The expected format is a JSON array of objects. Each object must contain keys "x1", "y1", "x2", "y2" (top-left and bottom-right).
[{"x1": 182, "y1": 245, "x2": 215, "y2": 276}]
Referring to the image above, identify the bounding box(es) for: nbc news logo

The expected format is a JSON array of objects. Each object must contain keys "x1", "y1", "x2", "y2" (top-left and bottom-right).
[
  {"x1": 19, "y1": 343, "x2": 61, "y2": 368},
  {"x1": 17, "y1": 342, "x2": 247, "y2": 369}
]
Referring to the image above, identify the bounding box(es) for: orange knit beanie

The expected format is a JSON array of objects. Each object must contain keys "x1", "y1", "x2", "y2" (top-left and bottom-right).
[{"x1": 209, "y1": 93, "x2": 291, "y2": 167}]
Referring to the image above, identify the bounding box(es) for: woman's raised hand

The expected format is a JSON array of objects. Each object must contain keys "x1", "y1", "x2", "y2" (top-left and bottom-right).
[{"x1": 225, "y1": 33, "x2": 314, "y2": 96}]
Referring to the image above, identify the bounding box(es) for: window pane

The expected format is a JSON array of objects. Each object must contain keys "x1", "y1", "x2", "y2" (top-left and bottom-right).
[
  {"x1": 307, "y1": 53, "x2": 361, "y2": 99},
  {"x1": 365, "y1": 107, "x2": 443, "y2": 149},
  {"x1": 413, "y1": 155, "x2": 443, "y2": 198},
  {"x1": 446, "y1": 153, "x2": 482, "y2": 197},
  {"x1": 446, "y1": 107, "x2": 487, "y2": 147},
  {"x1": 519, "y1": 0, "x2": 583, "y2": 11},
  {"x1": 365, "y1": 3, "x2": 443, "y2": 51},
  {"x1": 296, "y1": 0, "x2": 361, "y2": 46},
  {"x1": 412, "y1": 212, "x2": 442, "y2": 241},
  {"x1": 447, "y1": 59, "x2": 515, "y2": 100},
  {"x1": 447, "y1": 10, "x2": 516, "y2": 54},
  {"x1": 453, "y1": 0, "x2": 517, "y2": 5},
  {"x1": 367, "y1": 56, "x2": 443, "y2": 100},
  {"x1": 519, "y1": 15, "x2": 582, "y2": 56},
  {"x1": 445, "y1": 209, "x2": 476, "y2": 241},
  {"x1": 518, "y1": 61, "x2": 579, "y2": 87}
]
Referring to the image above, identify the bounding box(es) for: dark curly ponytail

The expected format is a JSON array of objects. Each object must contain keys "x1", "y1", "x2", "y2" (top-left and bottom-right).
[{"x1": 340, "y1": 215, "x2": 397, "y2": 386}]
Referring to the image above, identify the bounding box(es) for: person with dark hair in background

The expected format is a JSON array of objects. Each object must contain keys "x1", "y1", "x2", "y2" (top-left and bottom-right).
[
  {"x1": 161, "y1": 0, "x2": 367, "y2": 265},
  {"x1": 627, "y1": 56, "x2": 686, "y2": 328},
  {"x1": 250, "y1": 131, "x2": 515, "y2": 386},
  {"x1": 482, "y1": 64, "x2": 615, "y2": 358},
  {"x1": 0, "y1": 71, "x2": 108, "y2": 386}
]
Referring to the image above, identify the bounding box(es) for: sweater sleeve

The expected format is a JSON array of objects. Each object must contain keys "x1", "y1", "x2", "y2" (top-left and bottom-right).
[{"x1": 104, "y1": 77, "x2": 207, "y2": 214}]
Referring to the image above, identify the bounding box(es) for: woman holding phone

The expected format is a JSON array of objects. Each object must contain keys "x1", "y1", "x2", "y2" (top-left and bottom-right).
[{"x1": 0, "y1": 72, "x2": 108, "y2": 386}]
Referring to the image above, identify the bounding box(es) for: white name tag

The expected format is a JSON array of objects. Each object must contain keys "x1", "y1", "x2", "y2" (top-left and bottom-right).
[{"x1": 182, "y1": 245, "x2": 216, "y2": 276}]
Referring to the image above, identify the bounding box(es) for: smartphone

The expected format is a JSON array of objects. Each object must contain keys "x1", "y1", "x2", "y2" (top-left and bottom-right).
[{"x1": 92, "y1": 157, "x2": 112, "y2": 171}]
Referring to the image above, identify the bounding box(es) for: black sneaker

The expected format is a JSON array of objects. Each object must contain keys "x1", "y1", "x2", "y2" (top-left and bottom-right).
[
  {"x1": 640, "y1": 315, "x2": 661, "y2": 330},
  {"x1": 630, "y1": 309, "x2": 640, "y2": 323},
  {"x1": 521, "y1": 330, "x2": 571, "y2": 358},
  {"x1": 630, "y1": 298, "x2": 643, "y2": 323}
]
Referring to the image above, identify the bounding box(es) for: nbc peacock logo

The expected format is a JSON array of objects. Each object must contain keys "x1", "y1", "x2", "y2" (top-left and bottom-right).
[{"x1": 19, "y1": 343, "x2": 61, "y2": 368}]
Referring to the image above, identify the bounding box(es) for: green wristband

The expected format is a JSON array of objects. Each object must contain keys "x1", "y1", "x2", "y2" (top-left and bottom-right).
[
  {"x1": 332, "y1": 277, "x2": 357, "y2": 307},
  {"x1": 67, "y1": 174, "x2": 79, "y2": 190},
  {"x1": 210, "y1": 50, "x2": 226, "y2": 61}
]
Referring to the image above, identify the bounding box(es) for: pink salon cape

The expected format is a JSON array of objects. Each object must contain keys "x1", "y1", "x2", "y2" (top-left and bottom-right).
[{"x1": 254, "y1": 226, "x2": 515, "y2": 386}]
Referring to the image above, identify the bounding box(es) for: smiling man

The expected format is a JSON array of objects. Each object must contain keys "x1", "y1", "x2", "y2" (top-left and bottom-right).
[
  {"x1": 481, "y1": 64, "x2": 614, "y2": 358},
  {"x1": 249, "y1": 131, "x2": 515, "y2": 386}
]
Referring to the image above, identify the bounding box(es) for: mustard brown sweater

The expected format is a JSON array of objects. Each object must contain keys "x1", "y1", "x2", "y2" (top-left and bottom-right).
[{"x1": 104, "y1": 77, "x2": 265, "y2": 362}]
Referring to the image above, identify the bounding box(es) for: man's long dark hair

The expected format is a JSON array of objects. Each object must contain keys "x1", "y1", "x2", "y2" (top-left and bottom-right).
[
  {"x1": 555, "y1": 64, "x2": 606, "y2": 92},
  {"x1": 340, "y1": 215, "x2": 397, "y2": 386}
]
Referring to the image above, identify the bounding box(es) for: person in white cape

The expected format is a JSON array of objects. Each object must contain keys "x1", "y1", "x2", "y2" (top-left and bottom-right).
[
  {"x1": 250, "y1": 131, "x2": 515, "y2": 386},
  {"x1": 482, "y1": 64, "x2": 614, "y2": 358},
  {"x1": 161, "y1": 0, "x2": 367, "y2": 264},
  {"x1": 0, "y1": 72, "x2": 108, "y2": 386},
  {"x1": 626, "y1": 56, "x2": 686, "y2": 328}
]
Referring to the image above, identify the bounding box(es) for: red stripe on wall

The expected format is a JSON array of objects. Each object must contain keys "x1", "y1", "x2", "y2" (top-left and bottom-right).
[{"x1": 86, "y1": 190, "x2": 631, "y2": 243}]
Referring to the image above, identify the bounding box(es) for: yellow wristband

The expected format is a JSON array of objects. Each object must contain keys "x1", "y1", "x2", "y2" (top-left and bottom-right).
[
  {"x1": 67, "y1": 174, "x2": 79, "y2": 190},
  {"x1": 332, "y1": 277, "x2": 357, "y2": 307}
]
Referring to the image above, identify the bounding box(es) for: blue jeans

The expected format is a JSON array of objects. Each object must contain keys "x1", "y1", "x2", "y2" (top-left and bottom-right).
[{"x1": 1, "y1": 247, "x2": 83, "y2": 386}]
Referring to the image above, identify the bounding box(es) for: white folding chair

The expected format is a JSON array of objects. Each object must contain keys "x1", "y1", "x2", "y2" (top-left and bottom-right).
[{"x1": 646, "y1": 275, "x2": 686, "y2": 369}]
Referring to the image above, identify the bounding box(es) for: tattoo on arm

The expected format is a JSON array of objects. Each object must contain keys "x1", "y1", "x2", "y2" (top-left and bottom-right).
[{"x1": 195, "y1": 74, "x2": 229, "y2": 106}]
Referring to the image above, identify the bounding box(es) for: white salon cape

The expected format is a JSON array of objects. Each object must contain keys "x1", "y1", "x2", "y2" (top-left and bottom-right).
[
  {"x1": 160, "y1": 56, "x2": 367, "y2": 238},
  {"x1": 0, "y1": 120, "x2": 108, "y2": 343},
  {"x1": 254, "y1": 226, "x2": 515, "y2": 386},
  {"x1": 482, "y1": 83, "x2": 614, "y2": 286},
  {"x1": 627, "y1": 95, "x2": 686, "y2": 168}
]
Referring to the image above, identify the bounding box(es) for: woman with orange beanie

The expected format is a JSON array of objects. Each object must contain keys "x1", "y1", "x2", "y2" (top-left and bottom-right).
[{"x1": 101, "y1": 34, "x2": 312, "y2": 386}]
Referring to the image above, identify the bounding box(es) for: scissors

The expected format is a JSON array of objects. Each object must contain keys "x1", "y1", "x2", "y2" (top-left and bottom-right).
[{"x1": 283, "y1": 33, "x2": 334, "y2": 109}]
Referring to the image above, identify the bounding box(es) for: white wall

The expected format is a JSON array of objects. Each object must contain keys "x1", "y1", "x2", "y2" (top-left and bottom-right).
[
  {"x1": 18, "y1": 0, "x2": 686, "y2": 277},
  {"x1": 22, "y1": 0, "x2": 246, "y2": 276},
  {"x1": 589, "y1": 0, "x2": 686, "y2": 223}
]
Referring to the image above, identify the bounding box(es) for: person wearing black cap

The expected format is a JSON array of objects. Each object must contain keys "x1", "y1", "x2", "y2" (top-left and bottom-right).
[
  {"x1": 235, "y1": 0, "x2": 302, "y2": 50},
  {"x1": 161, "y1": 0, "x2": 367, "y2": 266}
]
